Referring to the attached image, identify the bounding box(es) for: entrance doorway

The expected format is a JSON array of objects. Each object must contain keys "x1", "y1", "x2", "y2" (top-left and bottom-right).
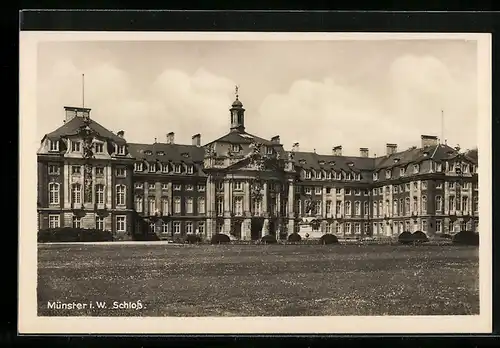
[
  {"x1": 268, "y1": 220, "x2": 276, "y2": 236},
  {"x1": 231, "y1": 219, "x2": 242, "y2": 239},
  {"x1": 251, "y1": 218, "x2": 264, "y2": 240}
]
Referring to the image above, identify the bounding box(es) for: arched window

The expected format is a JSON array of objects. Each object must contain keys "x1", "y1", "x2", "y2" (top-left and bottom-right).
[
  {"x1": 405, "y1": 197, "x2": 410, "y2": 215},
  {"x1": 48, "y1": 183, "x2": 60, "y2": 204},
  {"x1": 363, "y1": 201, "x2": 369, "y2": 216},
  {"x1": 95, "y1": 184, "x2": 105, "y2": 204},
  {"x1": 148, "y1": 197, "x2": 156, "y2": 214},
  {"x1": 421, "y1": 195, "x2": 427, "y2": 213},
  {"x1": 72, "y1": 183, "x2": 81, "y2": 204},
  {"x1": 135, "y1": 195, "x2": 143, "y2": 212},
  {"x1": 116, "y1": 185, "x2": 126, "y2": 206},
  {"x1": 393, "y1": 199, "x2": 398, "y2": 216},
  {"x1": 345, "y1": 201, "x2": 352, "y2": 216},
  {"x1": 354, "y1": 201, "x2": 360, "y2": 216}
]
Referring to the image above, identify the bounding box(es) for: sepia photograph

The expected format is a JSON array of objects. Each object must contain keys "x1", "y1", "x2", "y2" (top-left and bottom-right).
[{"x1": 19, "y1": 32, "x2": 492, "y2": 334}]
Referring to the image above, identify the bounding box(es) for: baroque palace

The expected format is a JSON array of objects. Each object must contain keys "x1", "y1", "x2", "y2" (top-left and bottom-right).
[{"x1": 37, "y1": 92, "x2": 479, "y2": 241}]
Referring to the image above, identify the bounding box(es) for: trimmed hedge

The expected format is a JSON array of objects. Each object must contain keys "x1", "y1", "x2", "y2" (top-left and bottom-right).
[
  {"x1": 412, "y1": 231, "x2": 429, "y2": 243},
  {"x1": 287, "y1": 233, "x2": 302, "y2": 242},
  {"x1": 261, "y1": 235, "x2": 278, "y2": 244},
  {"x1": 438, "y1": 233, "x2": 453, "y2": 240},
  {"x1": 211, "y1": 233, "x2": 231, "y2": 244},
  {"x1": 398, "y1": 231, "x2": 414, "y2": 245},
  {"x1": 185, "y1": 234, "x2": 202, "y2": 244},
  {"x1": 38, "y1": 227, "x2": 113, "y2": 243},
  {"x1": 452, "y1": 231, "x2": 479, "y2": 246},
  {"x1": 319, "y1": 234, "x2": 339, "y2": 245}
]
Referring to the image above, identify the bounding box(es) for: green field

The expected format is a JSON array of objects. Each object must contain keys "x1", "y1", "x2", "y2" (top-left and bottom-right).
[{"x1": 37, "y1": 243, "x2": 479, "y2": 317}]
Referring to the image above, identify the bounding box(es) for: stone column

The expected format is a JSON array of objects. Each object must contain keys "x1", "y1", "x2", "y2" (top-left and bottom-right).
[
  {"x1": 288, "y1": 180, "x2": 295, "y2": 236},
  {"x1": 223, "y1": 179, "x2": 231, "y2": 235},
  {"x1": 262, "y1": 181, "x2": 268, "y2": 217},
  {"x1": 417, "y1": 180, "x2": 422, "y2": 216},
  {"x1": 444, "y1": 180, "x2": 449, "y2": 215},
  {"x1": 276, "y1": 192, "x2": 281, "y2": 240},
  {"x1": 64, "y1": 164, "x2": 70, "y2": 209},
  {"x1": 322, "y1": 186, "x2": 327, "y2": 219},
  {"x1": 262, "y1": 218, "x2": 269, "y2": 237}
]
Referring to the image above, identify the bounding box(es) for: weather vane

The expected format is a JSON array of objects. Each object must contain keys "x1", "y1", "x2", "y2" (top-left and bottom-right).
[{"x1": 235, "y1": 85, "x2": 239, "y2": 99}]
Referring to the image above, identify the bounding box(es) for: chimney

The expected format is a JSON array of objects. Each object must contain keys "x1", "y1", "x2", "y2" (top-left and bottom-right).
[
  {"x1": 192, "y1": 133, "x2": 201, "y2": 147},
  {"x1": 386, "y1": 143, "x2": 398, "y2": 155},
  {"x1": 64, "y1": 106, "x2": 90, "y2": 122},
  {"x1": 271, "y1": 135, "x2": 280, "y2": 144},
  {"x1": 117, "y1": 130, "x2": 124, "y2": 138},
  {"x1": 421, "y1": 134, "x2": 439, "y2": 148},
  {"x1": 332, "y1": 145, "x2": 342, "y2": 156},
  {"x1": 360, "y1": 147, "x2": 369, "y2": 157},
  {"x1": 166, "y1": 132, "x2": 175, "y2": 144}
]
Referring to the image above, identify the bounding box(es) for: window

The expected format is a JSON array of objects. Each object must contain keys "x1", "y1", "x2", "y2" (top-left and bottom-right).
[
  {"x1": 326, "y1": 172, "x2": 332, "y2": 180},
  {"x1": 48, "y1": 214, "x2": 60, "y2": 228},
  {"x1": 197, "y1": 184, "x2": 206, "y2": 192},
  {"x1": 95, "y1": 143, "x2": 104, "y2": 153},
  {"x1": 364, "y1": 201, "x2": 369, "y2": 216},
  {"x1": 116, "y1": 167, "x2": 126, "y2": 177},
  {"x1": 305, "y1": 171, "x2": 312, "y2": 179},
  {"x1": 96, "y1": 216, "x2": 105, "y2": 230},
  {"x1": 435, "y1": 195, "x2": 442, "y2": 211},
  {"x1": 385, "y1": 170, "x2": 391, "y2": 179},
  {"x1": 116, "y1": 185, "x2": 126, "y2": 206},
  {"x1": 315, "y1": 187, "x2": 322, "y2": 195},
  {"x1": 162, "y1": 183, "x2": 168, "y2": 190},
  {"x1": 174, "y1": 197, "x2": 181, "y2": 214},
  {"x1": 422, "y1": 195, "x2": 427, "y2": 213},
  {"x1": 95, "y1": 167, "x2": 104, "y2": 175},
  {"x1": 373, "y1": 172, "x2": 379, "y2": 180},
  {"x1": 345, "y1": 222, "x2": 351, "y2": 234},
  {"x1": 234, "y1": 197, "x2": 243, "y2": 216},
  {"x1": 49, "y1": 140, "x2": 59, "y2": 151},
  {"x1": 449, "y1": 196, "x2": 456, "y2": 211},
  {"x1": 413, "y1": 182, "x2": 418, "y2": 190},
  {"x1": 345, "y1": 201, "x2": 352, "y2": 216},
  {"x1": 135, "y1": 196, "x2": 143, "y2": 212},
  {"x1": 304, "y1": 187, "x2": 312, "y2": 195},
  {"x1": 148, "y1": 197, "x2": 156, "y2": 214},
  {"x1": 149, "y1": 163, "x2": 156, "y2": 173},
  {"x1": 48, "y1": 183, "x2": 60, "y2": 204},
  {"x1": 378, "y1": 201, "x2": 383, "y2": 216},
  {"x1": 462, "y1": 196, "x2": 469, "y2": 212},
  {"x1": 413, "y1": 164, "x2": 420, "y2": 174},
  {"x1": 117, "y1": 145, "x2": 126, "y2": 155},
  {"x1": 393, "y1": 200, "x2": 398, "y2": 216},
  {"x1": 217, "y1": 198, "x2": 224, "y2": 215},
  {"x1": 364, "y1": 223, "x2": 370, "y2": 235},
  {"x1": 161, "y1": 197, "x2": 169, "y2": 215},
  {"x1": 399, "y1": 199, "x2": 404, "y2": 215},
  {"x1": 379, "y1": 187, "x2": 384, "y2": 195},
  {"x1": 71, "y1": 141, "x2": 81, "y2": 152},
  {"x1": 187, "y1": 165, "x2": 194, "y2": 174},
  {"x1": 216, "y1": 182, "x2": 224, "y2": 191},
  {"x1": 354, "y1": 223, "x2": 361, "y2": 235},
  {"x1": 335, "y1": 201, "x2": 341, "y2": 215},
  {"x1": 148, "y1": 222, "x2": 155, "y2": 233},
  {"x1": 412, "y1": 197, "x2": 418, "y2": 212},
  {"x1": 400, "y1": 167, "x2": 405, "y2": 176},
  {"x1": 456, "y1": 196, "x2": 462, "y2": 211},
  {"x1": 460, "y1": 221, "x2": 467, "y2": 232},
  {"x1": 462, "y1": 182, "x2": 470, "y2": 190},
  {"x1": 186, "y1": 198, "x2": 194, "y2": 214},
  {"x1": 254, "y1": 200, "x2": 262, "y2": 215},
  {"x1": 295, "y1": 186, "x2": 301, "y2": 194},
  {"x1": 435, "y1": 220, "x2": 442, "y2": 233},
  {"x1": 232, "y1": 144, "x2": 240, "y2": 152},
  {"x1": 354, "y1": 201, "x2": 361, "y2": 216},
  {"x1": 161, "y1": 163, "x2": 169, "y2": 173},
  {"x1": 422, "y1": 181, "x2": 428, "y2": 189},
  {"x1": 266, "y1": 146, "x2": 273, "y2": 155},
  {"x1": 72, "y1": 216, "x2": 81, "y2": 228},
  {"x1": 72, "y1": 166, "x2": 81, "y2": 175},
  {"x1": 116, "y1": 216, "x2": 126, "y2": 232},
  {"x1": 405, "y1": 220, "x2": 410, "y2": 232},
  {"x1": 335, "y1": 222, "x2": 341, "y2": 234},
  {"x1": 336, "y1": 172, "x2": 342, "y2": 180},
  {"x1": 314, "y1": 201, "x2": 322, "y2": 215},
  {"x1": 448, "y1": 182, "x2": 455, "y2": 189},
  {"x1": 234, "y1": 181, "x2": 243, "y2": 191},
  {"x1": 448, "y1": 221, "x2": 455, "y2": 234},
  {"x1": 364, "y1": 189, "x2": 369, "y2": 196},
  {"x1": 173, "y1": 184, "x2": 181, "y2": 191},
  {"x1": 353, "y1": 189, "x2": 360, "y2": 196},
  {"x1": 185, "y1": 184, "x2": 194, "y2": 191},
  {"x1": 71, "y1": 183, "x2": 81, "y2": 204},
  {"x1": 326, "y1": 200, "x2": 332, "y2": 214},
  {"x1": 198, "y1": 197, "x2": 205, "y2": 214},
  {"x1": 373, "y1": 201, "x2": 378, "y2": 216},
  {"x1": 436, "y1": 181, "x2": 443, "y2": 189},
  {"x1": 405, "y1": 197, "x2": 410, "y2": 215},
  {"x1": 315, "y1": 171, "x2": 322, "y2": 179},
  {"x1": 135, "y1": 183, "x2": 143, "y2": 189},
  {"x1": 393, "y1": 186, "x2": 399, "y2": 193},
  {"x1": 48, "y1": 165, "x2": 59, "y2": 175},
  {"x1": 325, "y1": 223, "x2": 331, "y2": 233},
  {"x1": 216, "y1": 221, "x2": 224, "y2": 234},
  {"x1": 173, "y1": 222, "x2": 181, "y2": 234},
  {"x1": 174, "y1": 164, "x2": 182, "y2": 173},
  {"x1": 186, "y1": 222, "x2": 193, "y2": 234},
  {"x1": 345, "y1": 188, "x2": 351, "y2": 195},
  {"x1": 134, "y1": 162, "x2": 143, "y2": 172},
  {"x1": 95, "y1": 184, "x2": 105, "y2": 204},
  {"x1": 198, "y1": 222, "x2": 205, "y2": 234},
  {"x1": 404, "y1": 183, "x2": 410, "y2": 192},
  {"x1": 161, "y1": 222, "x2": 169, "y2": 234},
  {"x1": 336, "y1": 188, "x2": 341, "y2": 195}
]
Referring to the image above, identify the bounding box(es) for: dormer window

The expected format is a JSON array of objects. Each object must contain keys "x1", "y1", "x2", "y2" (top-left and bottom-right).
[
  {"x1": 423, "y1": 152, "x2": 429, "y2": 157},
  {"x1": 394, "y1": 158, "x2": 400, "y2": 163},
  {"x1": 149, "y1": 163, "x2": 156, "y2": 173},
  {"x1": 299, "y1": 159, "x2": 306, "y2": 165},
  {"x1": 400, "y1": 167, "x2": 405, "y2": 176},
  {"x1": 347, "y1": 162, "x2": 354, "y2": 167},
  {"x1": 355, "y1": 173, "x2": 361, "y2": 181},
  {"x1": 329, "y1": 161, "x2": 335, "y2": 166},
  {"x1": 49, "y1": 140, "x2": 59, "y2": 152},
  {"x1": 181, "y1": 153, "x2": 189, "y2": 158},
  {"x1": 157, "y1": 151, "x2": 165, "y2": 156},
  {"x1": 266, "y1": 146, "x2": 273, "y2": 155},
  {"x1": 436, "y1": 162, "x2": 443, "y2": 172},
  {"x1": 134, "y1": 162, "x2": 143, "y2": 172},
  {"x1": 373, "y1": 172, "x2": 379, "y2": 181},
  {"x1": 117, "y1": 145, "x2": 126, "y2": 155},
  {"x1": 305, "y1": 170, "x2": 312, "y2": 179},
  {"x1": 231, "y1": 144, "x2": 240, "y2": 153},
  {"x1": 336, "y1": 172, "x2": 342, "y2": 180},
  {"x1": 174, "y1": 164, "x2": 182, "y2": 173},
  {"x1": 187, "y1": 165, "x2": 194, "y2": 174},
  {"x1": 413, "y1": 164, "x2": 420, "y2": 174},
  {"x1": 95, "y1": 143, "x2": 104, "y2": 153},
  {"x1": 161, "y1": 163, "x2": 169, "y2": 173},
  {"x1": 385, "y1": 169, "x2": 391, "y2": 179},
  {"x1": 144, "y1": 150, "x2": 153, "y2": 156},
  {"x1": 326, "y1": 172, "x2": 332, "y2": 180},
  {"x1": 315, "y1": 171, "x2": 322, "y2": 179},
  {"x1": 318, "y1": 160, "x2": 325, "y2": 165},
  {"x1": 71, "y1": 141, "x2": 81, "y2": 152}
]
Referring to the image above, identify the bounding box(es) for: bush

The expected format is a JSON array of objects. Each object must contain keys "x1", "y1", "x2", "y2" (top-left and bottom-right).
[
  {"x1": 438, "y1": 233, "x2": 453, "y2": 239},
  {"x1": 210, "y1": 233, "x2": 231, "y2": 244},
  {"x1": 452, "y1": 231, "x2": 479, "y2": 246},
  {"x1": 38, "y1": 227, "x2": 114, "y2": 243},
  {"x1": 185, "y1": 234, "x2": 202, "y2": 244},
  {"x1": 412, "y1": 231, "x2": 429, "y2": 243},
  {"x1": 261, "y1": 235, "x2": 278, "y2": 244},
  {"x1": 319, "y1": 234, "x2": 339, "y2": 245},
  {"x1": 398, "y1": 231, "x2": 414, "y2": 245},
  {"x1": 287, "y1": 233, "x2": 302, "y2": 242}
]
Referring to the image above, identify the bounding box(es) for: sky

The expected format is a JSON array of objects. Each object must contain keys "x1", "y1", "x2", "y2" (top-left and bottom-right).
[{"x1": 37, "y1": 39, "x2": 478, "y2": 156}]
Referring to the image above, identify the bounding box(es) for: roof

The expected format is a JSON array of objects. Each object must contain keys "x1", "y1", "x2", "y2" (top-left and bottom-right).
[
  {"x1": 127, "y1": 142, "x2": 205, "y2": 163},
  {"x1": 206, "y1": 130, "x2": 277, "y2": 146},
  {"x1": 44, "y1": 116, "x2": 125, "y2": 143},
  {"x1": 288, "y1": 151, "x2": 375, "y2": 172}
]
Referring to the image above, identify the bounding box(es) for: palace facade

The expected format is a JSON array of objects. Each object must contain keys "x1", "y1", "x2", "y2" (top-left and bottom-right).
[{"x1": 37, "y1": 95, "x2": 479, "y2": 241}]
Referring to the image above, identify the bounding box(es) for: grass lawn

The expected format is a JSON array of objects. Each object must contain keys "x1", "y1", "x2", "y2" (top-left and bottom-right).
[{"x1": 37, "y1": 244, "x2": 479, "y2": 317}]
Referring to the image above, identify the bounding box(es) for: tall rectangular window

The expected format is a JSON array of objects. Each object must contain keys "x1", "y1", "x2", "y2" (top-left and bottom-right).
[
  {"x1": 49, "y1": 183, "x2": 60, "y2": 204},
  {"x1": 48, "y1": 215, "x2": 60, "y2": 228},
  {"x1": 72, "y1": 184, "x2": 81, "y2": 204},
  {"x1": 72, "y1": 216, "x2": 81, "y2": 228},
  {"x1": 174, "y1": 197, "x2": 181, "y2": 214},
  {"x1": 95, "y1": 184, "x2": 105, "y2": 204},
  {"x1": 96, "y1": 216, "x2": 105, "y2": 230},
  {"x1": 198, "y1": 197, "x2": 205, "y2": 214},
  {"x1": 116, "y1": 216, "x2": 126, "y2": 232},
  {"x1": 186, "y1": 197, "x2": 194, "y2": 214},
  {"x1": 116, "y1": 185, "x2": 126, "y2": 206}
]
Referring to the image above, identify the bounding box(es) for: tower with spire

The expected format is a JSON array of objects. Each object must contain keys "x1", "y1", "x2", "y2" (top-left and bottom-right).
[{"x1": 230, "y1": 85, "x2": 245, "y2": 132}]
